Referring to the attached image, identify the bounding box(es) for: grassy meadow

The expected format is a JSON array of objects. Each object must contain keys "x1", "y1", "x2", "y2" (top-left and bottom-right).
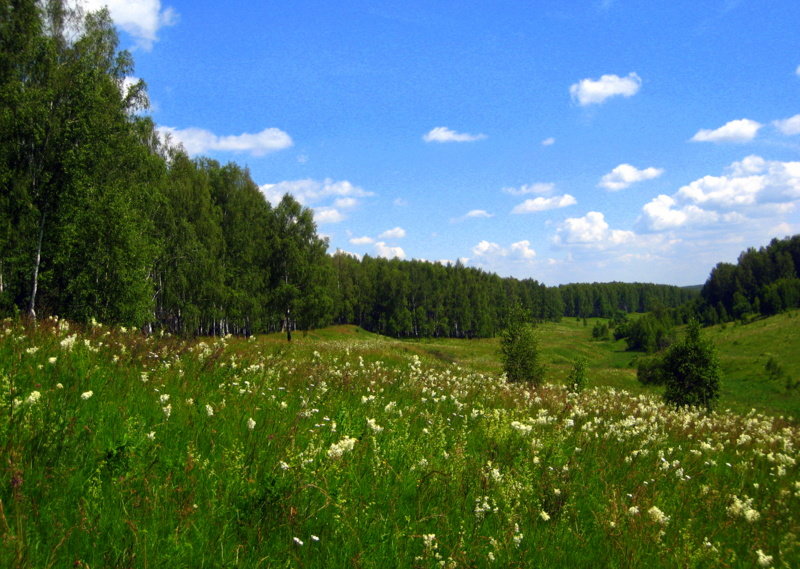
[{"x1": 1, "y1": 316, "x2": 799, "y2": 567}]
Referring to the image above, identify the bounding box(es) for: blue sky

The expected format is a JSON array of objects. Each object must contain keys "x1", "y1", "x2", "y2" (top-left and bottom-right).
[{"x1": 86, "y1": 0, "x2": 800, "y2": 285}]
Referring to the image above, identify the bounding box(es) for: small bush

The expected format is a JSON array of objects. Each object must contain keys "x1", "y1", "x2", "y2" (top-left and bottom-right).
[
  {"x1": 662, "y1": 320, "x2": 721, "y2": 411},
  {"x1": 637, "y1": 354, "x2": 666, "y2": 386},
  {"x1": 500, "y1": 320, "x2": 544, "y2": 384},
  {"x1": 567, "y1": 357, "x2": 588, "y2": 393}
]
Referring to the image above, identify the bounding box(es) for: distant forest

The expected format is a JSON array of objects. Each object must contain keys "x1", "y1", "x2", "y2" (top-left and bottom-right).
[{"x1": 2, "y1": 2, "x2": 798, "y2": 339}]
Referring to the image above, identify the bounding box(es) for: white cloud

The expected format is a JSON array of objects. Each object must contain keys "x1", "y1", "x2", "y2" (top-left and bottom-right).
[
  {"x1": 796, "y1": 64, "x2": 800, "y2": 76},
  {"x1": 159, "y1": 126, "x2": 293, "y2": 157},
  {"x1": 423, "y1": 126, "x2": 487, "y2": 143},
  {"x1": 313, "y1": 207, "x2": 344, "y2": 224},
  {"x1": 333, "y1": 197, "x2": 359, "y2": 209},
  {"x1": 638, "y1": 155, "x2": 800, "y2": 231},
  {"x1": 76, "y1": 0, "x2": 177, "y2": 50},
  {"x1": 599, "y1": 164, "x2": 664, "y2": 191},
  {"x1": 378, "y1": 227, "x2": 406, "y2": 239},
  {"x1": 393, "y1": 198, "x2": 408, "y2": 207},
  {"x1": 541, "y1": 137, "x2": 555, "y2": 146},
  {"x1": 374, "y1": 242, "x2": 405, "y2": 260},
  {"x1": 569, "y1": 72, "x2": 641, "y2": 106},
  {"x1": 773, "y1": 114, "x2": 800, "y2": 136},
  {"x1": 690, "y1": 118, "x2": 762, "y2": 143},
  {"x1": 349, "y1": 236, "x2": 374, "y2": 245},
  {"x1": 511, "y1": 194, "x2": 577, "y2": 214},
  {"x1": 472, "y1": 241, "x2": 506, "y2": 257},
  {"x1": 259, "y1": 178, "x2": 373, "y2": 206},
  {"x1": 452, "y1": 209, "x2": 494, "y2": 222},
  {"x1": 510, "y1": 240, "x2": 536, "y2": 259},
  {"x1": 502, "y1": 182, "x2": 555, "y2": 196},
  {"x1": 556, "y1": 211, "x2": 635, "y2": 246}
]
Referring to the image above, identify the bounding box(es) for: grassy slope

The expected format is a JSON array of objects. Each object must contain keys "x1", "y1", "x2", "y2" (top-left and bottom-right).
[
  {"x1": 396, "y1": 313, "x2": 800, "y2": 420},
  {"x1": 2, "y1": 318, "x2": 799, "y2": 567}
]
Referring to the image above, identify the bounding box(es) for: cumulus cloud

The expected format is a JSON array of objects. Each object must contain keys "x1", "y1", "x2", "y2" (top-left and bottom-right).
[
  {"x1": 259, "y1": 178, "x2": 373, "y2": 206},
  {"x1": 502, "y1": 182, "x2": 555, "y2": 196},
  {"x1": 378, "y1": 227, "x2": 406, "y2": 239},
  {"x1": 472, "y1": 240, "x2": 506, "y2": 257},
  {"x1": 75, "y1": 0, "x2": 177, "y2": 50},
  {"x1": 510, "y1": 240, "x2": 536, "y2": 259},
  {"x1": 599, "y1": 164, "x2": 664, "y2": 191},
  {"x1": 638, "y1": 155, "x2": 800, "y2": 231},
  {"x1": 555, "y1": 212, "x2": 635, "y2": 246},
  {"x1": 374, "y1": 242, "x2": 406, "y2": 260},
  {"x1": 451, "y1": 209, "x2": 494, "y2": 222},
  {"x1": 569, "y1": 72, "x2": 642, "y2": 106},
  {"x1": 159, "y1": 126, "x2": 293, "y2": 157},
  {"x1": 773, "y1": 114, "x2": 800, "y2": 136},
  {"x1": 313, "y1": 207, "x2": 345, "y2": 224},
  {"x1": 511, "y1": 194, "x2": 577, "y2": 214},
  {"x1": 423, "y1": 127, "x2": 487, "y2": 143},
  {"x1": 349, "y1": 236, "x2": 374, "y2": 245},
  {"x1": 541, "y1": 137, "x2": 556, "y2": 146},
  {"x1": 690, "y1": 118, "x2": 762, "y2": 143}
]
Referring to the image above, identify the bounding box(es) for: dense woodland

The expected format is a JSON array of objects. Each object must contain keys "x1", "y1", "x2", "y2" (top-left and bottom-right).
[{"x1": 2, "y1": 2, "x2": 797, "y2": 340}]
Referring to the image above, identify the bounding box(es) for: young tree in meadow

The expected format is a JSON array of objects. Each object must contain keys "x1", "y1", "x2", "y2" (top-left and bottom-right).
[
  {"x1": 662, "y1": 320, "x2": 721, "y2": 411},
  {"x1": 499, "y1": 303, "x2": 544, "y2": 385}
]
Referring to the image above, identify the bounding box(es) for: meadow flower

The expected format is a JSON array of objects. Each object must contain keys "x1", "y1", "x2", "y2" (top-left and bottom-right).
[
  {"x1": 25, "y1": 390, "x2": 41, "y2": 405},
  {"x1": 293, "y1": 537, "x2": 304, "y2": 546},
  {"x1": 756, "y1": 549, "x2": 773, "y2": 567},
  {"x1": 311, "y1": 535, "x2": 319, "y2": 542},
  {"x1": 60, "y1": 334, "x2": 77, "y2": 351},
  {"x1": 81, "y1": 390, "x2": 93, "y2": 400},
  {"x1": 25, "y1": 346, "x2": 39, "y2": 354},
  {"x1": 628, "y1": 506, "x2": 639, "y2": 515},
  {"x1": 56, "y1": 383, "x2": 63, "y2": 389},
  {"x1": 367, "y1": 417, "x2": 383, "y2": 433},
  {"x1": 539, "y1": 510, "x2": 551, "y2": 522},
  {"x1": 247, "y1": 417, "x2": 256, "y2": 430},
  {"x1": 327, "y1": 436, "x2": 358, "y2": 459},
  {"x1": 205, "y1": 404, "x2": 214, "y2": 417},
  {"x1": 159, "y1": 393, "x2": 170, "y2": 404},
  {"x1": 647, "y1": 506, "x2": 669, "y2": 525},
  {"x1": 163, "y1": 404, "x2": 172, "y2": 419},
  {"x1": 147, "y1": 431, "x2": 156, "y2": 440},
  {"x1": 48, "y1": 357, "x2": 57, "y2": 364}
]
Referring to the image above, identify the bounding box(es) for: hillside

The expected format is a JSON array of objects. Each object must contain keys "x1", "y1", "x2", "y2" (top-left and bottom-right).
[{"x1": 2, "y1": 317, "x2": 799, "y2": 567}]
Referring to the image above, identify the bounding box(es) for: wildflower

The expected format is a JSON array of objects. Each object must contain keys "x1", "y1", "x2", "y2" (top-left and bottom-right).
[
  {"x1": 327, "y1": 436, "x2": 358, "y2": 459},
  {"x1": 25, "y1": 391, "x2": 41, "y2": 405},
  {"x1": 279, "y1": 461, "x2": 290, "y2": 470},
  {"x1": 367, "y1": 417, "x2": 383, "y2": 433},
  {"x1": 81, "y1": 391, "x2": 93, "y2": 400},
  {"x1": 293, "y1": 537, "x2": 304, "y2": 546},
  {"x1": 163, "y1": 404, "x2": 172, "y2": 419},
  {"x1": 25, "y1": 346, "x2": 39, "y2": 354},
  {"x1": 48, "y1": 357, "x2": 57, "y2": 364},
  {"x1": 60, "y1": 334, "x2": 77, "y2": 351},
  {"x1": 205, "y1": 404, "x2": 214, "y2": 417},
  {"x1": 756, "y1": 549, "x2": 773, "y2": 567},
  {"x1": 56, "y1": 383, "x2": 63, "y2": 389},
  {"x1": 141, "y1": 372, "x2": 149, "y2": 383},
  {"x1": 147, "y1": 431, "x2": 156, "y2": 440},
  {"x1": 310, "y1": 535, "x2": 320, "y2": 542},
  {"x1": 159, "y1": 393, "x2": 170, "y2": 404},
  {"x1": 647, "y1": 506, "x2": 669, "y2": 525},
  {"x1": 247, "y1": 417, "x2": 256, "y2": 431},
  {"x1": 628, "y1": 506, "x2": 639, "y2": 516},
  {"x1": 539, "y1": 510, "x2": 550, "y2": 522}
]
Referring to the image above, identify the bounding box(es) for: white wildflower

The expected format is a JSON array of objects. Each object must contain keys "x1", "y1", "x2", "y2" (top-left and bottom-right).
[
  {"x1": 539, "y1": 510, "x2": 550, "y2": 522},
  {"x1": 293, "y1": 537, "x2": 303, "y2": 546},
  {"x1": 81, "y1": 390, "x2": 93, "y2": 400},
  {"x1": 159, "y1": 393, "x2": 170, "y2": 404},
  {"x1": 367, "y1": 417, "x2": 383, "y2": 433},
  {"x1": 327, "y1": 436, "x2": 358, "y2": 459},
  {"x1": 647, "y1": 506, "x2": 669, "y2": 525},
  {"x1": 205, "y1": 404, "x2": 214, "y2": 417},
  {"x1": 247, "y1": 417, "x2": 256, "y2": 431},
  {"x1": 756, "y1": 549, "x2": 773, "y2": 567},
  {"x1": 162, "y1": 404, "x2": 172, "y2": 419},
  {"x1": 25, "y1": 390, "x2": 42, "y2": 405}
]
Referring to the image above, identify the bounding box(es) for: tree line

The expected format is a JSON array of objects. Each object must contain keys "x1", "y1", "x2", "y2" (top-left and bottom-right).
[
  {"x1": 0, "y1": 1, "x2": 696, "y2": 338},
  {"x1": 697, "y1": 235, "x2": 800, "y2": 324}
]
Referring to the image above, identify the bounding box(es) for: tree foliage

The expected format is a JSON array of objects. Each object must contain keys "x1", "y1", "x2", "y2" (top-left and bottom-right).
[
  {"x1": 499, "y1": 305, "x2": 544, "y2": 384},
  {"x1": 661, "y1": 320, "x2": 721, "y2": 411}
]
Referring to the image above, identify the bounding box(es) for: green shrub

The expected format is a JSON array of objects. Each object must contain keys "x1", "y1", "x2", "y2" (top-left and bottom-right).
[
  {"x1": 500, "y1": 320, "x2": 545, "y2": 384},
  {"x1": 662, "y1": 320, "x2": 721, "y2": 410}
]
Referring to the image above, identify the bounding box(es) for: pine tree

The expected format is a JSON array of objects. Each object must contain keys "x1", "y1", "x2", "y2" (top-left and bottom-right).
[{"x1": 662, "y1": 320, "x2": 721, "y2": 410}]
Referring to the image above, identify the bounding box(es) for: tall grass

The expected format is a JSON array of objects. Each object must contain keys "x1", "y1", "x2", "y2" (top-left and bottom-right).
[{"x1": 1, "y1": 317, "x2": 798, "y2": 567}]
